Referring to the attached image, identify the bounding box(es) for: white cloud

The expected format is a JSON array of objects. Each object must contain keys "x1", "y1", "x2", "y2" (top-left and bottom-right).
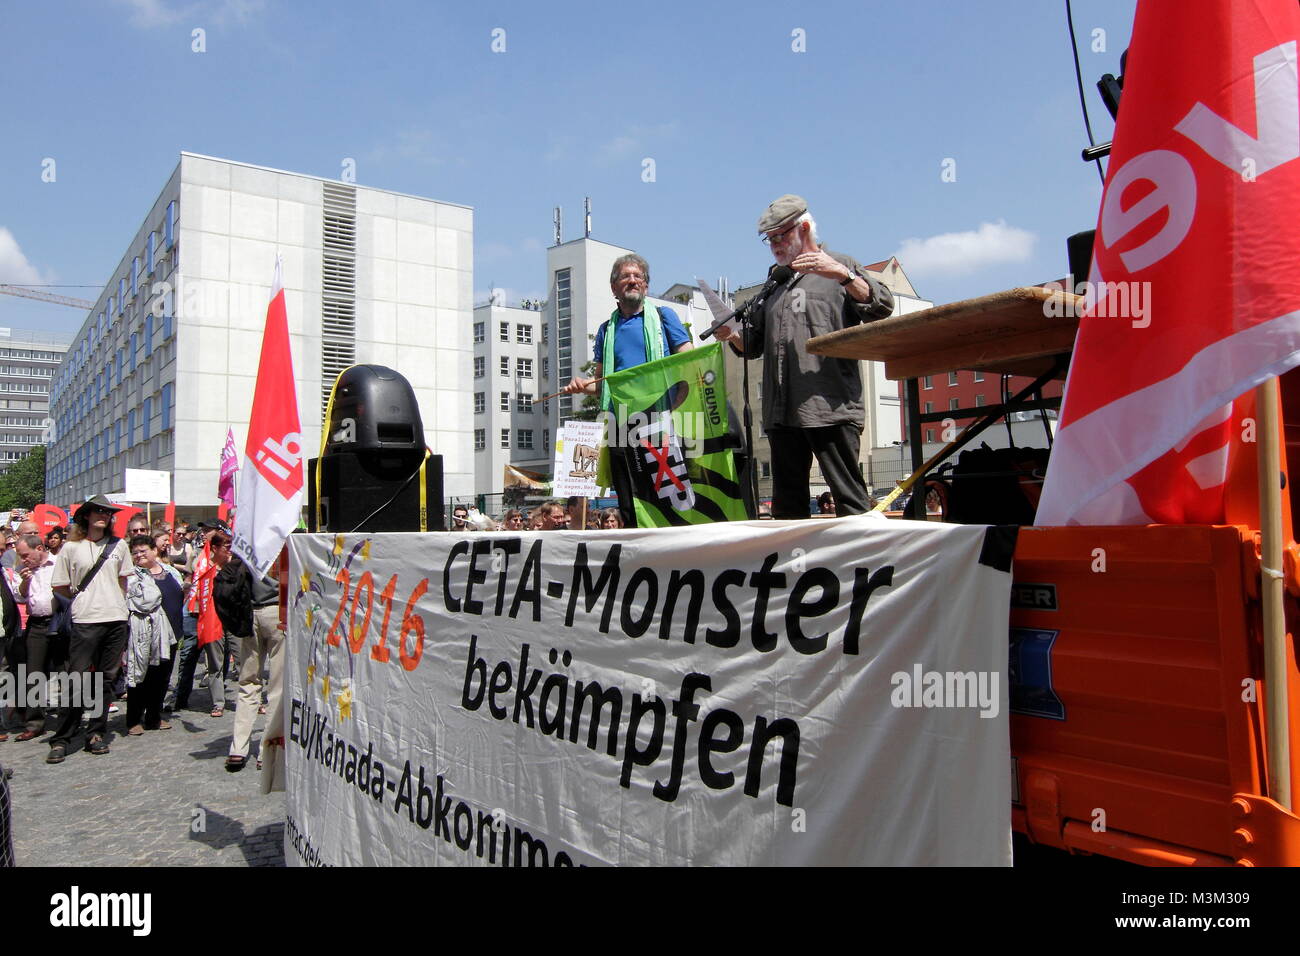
[
  {"x1": 477, "y1": 237, "x2": 545, "y2": 263},
  {"x1": 0, "y1": 227, "x2": 48, "y2": 285},
  {"x1": 366, "y1": 128, "x2": 442, "y2": 166},
  {"x1": 596, "y1": 123, "x2": 679, "y2": 163},
  {"x1": 894, "y1": 220, "x2": 1036, "y2": 278},
  {"x1": 114, "y1": 0, "x2": 265, "y2": 28}
]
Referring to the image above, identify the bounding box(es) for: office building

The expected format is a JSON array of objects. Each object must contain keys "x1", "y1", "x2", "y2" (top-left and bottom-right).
[
  {"x1": 0, "y1": 328, "x2": 70, "y2": 473},
  {"x1": 47, "y1": 152, "x2": 474, "y2": 508}
]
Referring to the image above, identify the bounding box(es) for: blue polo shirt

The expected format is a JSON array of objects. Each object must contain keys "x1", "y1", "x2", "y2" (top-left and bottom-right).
[{"x1": 592, "y1": 306, "x2": 691, "y2": 372}]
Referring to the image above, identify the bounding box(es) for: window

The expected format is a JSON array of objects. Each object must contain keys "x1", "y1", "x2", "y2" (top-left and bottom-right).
[
  {"x1": 474, "y1": 429, "x2": 485, "y2": 451},
  {"x1": 142, "y1": 396, "x2": 152, "y2": 440},
  {"x1": 147, "y1": 232, "x2": 156, "y2": 274},
  {"x1": 542, "y1": 357, "x2": 549, "y2": 379},
  {"x1": 127, "y1": 408, "x2": 135, "y2": 446},
  {"x1": 500, "y1": 391, "x2": 510, "y2": 412},
  {"x1": 118, "y1": 279, "x2": 127, "y2": 311},
  {"x1": 474, "y1": 356, "x2": 485, "y2": 378},
  {"x1": 517, "y1": 358, "x2": 533, "y2": 378},
  {"x1": 500, "y1": 428, "x2": 510, "y2": 449},
  {"x1": 165, "y1": 200, "x2": 176, "y2": 248},
  {"x1": 499, "y1": 356, "x2": 510, "y2": 377},
  {"x1": 975, "y1": 394, "x2": 986, "y2": 407},
  {"x1": 144, "y1": 314, "x2": 153, "y2": 357},
  {"x1": 948, "y1": 371, "x2": 960, "y2": 386},
  {"x1": 499, "y1": 322, "x2": 509, "y2": 342},
  {"x1": 543, "y1": 429, "x2": 550, "y2": 452},
  {"x1": 131, "y1": 257, "x2": 140, "y2": 295},
  {"x1": 949, "y1": 398, "x2": 960, "y2": 410},
  {"x1": 517, "y1": 392, "x2": 532, "y2": 413},
  {"x1": 923, "y1": 401, "x2": 933, "y2": 414},
  {"x1": 473, "y1": 322, "x2": 485, "y2": 344},
  {"x1": 760, "y1": 461, "x2": 772, "y2": 479},
  {"x1": 474, "y1": 392, "x2": 485, "y2": 414},
  {"x1": 161, "y1": 382, "x2": 173, "y2": 430},
  {"x1": 517, "y1": 325, "x2": 532, "y2": 345},
  {"x1": 541, "y1": 323, "x2": 549, "y2": 345},
  {"x1": 973, "y1": 371, "x2": 984, "y2": 382},
  {"x1": 129, "y1": 333, "x2": 137, "y2": 372},
  {"x1": 922, "y1": 376, "x2": 932, "y2": 389},
  {"x1": 517, "y1": 430, "x2": 533, "y2": 450},
  {"x1": 926, "y1": 429, "x2": 935, "y2": 442}
]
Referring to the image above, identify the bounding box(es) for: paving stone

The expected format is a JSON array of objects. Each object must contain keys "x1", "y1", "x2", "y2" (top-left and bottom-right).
[{"x1": 1, "y1": 702, "x2": 286, "y2": 867}]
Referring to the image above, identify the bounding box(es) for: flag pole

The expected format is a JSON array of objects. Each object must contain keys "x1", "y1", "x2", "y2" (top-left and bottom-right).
[{"x1": 1257, "y1": 376, "x2": 1291, "y2": 810}]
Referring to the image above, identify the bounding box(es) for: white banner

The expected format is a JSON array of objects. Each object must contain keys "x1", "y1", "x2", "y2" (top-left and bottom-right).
[
  {"x1": 124, "y1": 468, "x2": 171, "y2": 503},
  {"x1": 284, "y1": 517, "x2": 1013, "y2": 866}
]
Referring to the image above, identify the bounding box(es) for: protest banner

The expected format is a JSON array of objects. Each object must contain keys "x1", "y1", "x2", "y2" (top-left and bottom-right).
[
  {"x1": 603, "y1": 343, "x2": 747, "y2": 526},
  {"x1": 284, "y1": 516, "x2": 1013, "y2": 865}
]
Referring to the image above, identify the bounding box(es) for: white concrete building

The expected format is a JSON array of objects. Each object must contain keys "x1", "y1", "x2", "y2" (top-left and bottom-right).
[
  {"x1": 471, "y1": 299, "x2": 550, "y2": 492},
  {"x1": 48, "y1": 153, "x2": 473, "y2": 508}
]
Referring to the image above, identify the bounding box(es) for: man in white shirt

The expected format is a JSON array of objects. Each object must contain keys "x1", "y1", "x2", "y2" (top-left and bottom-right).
[
  {"x1": 46, "y1": 496, "x2": 132, "y2": 763},
  {"x1": 12, "y1": 535, "x2": 57, "y2": 740}
]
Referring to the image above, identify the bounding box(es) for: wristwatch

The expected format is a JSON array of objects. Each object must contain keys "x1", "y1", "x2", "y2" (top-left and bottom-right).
[{"x1": 839, "y1": 268, "x2": 860, "y2": 286}]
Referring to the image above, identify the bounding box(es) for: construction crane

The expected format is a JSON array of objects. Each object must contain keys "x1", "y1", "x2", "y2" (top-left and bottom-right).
[{"x1": 0, "y1": 284, "x2": 94, "y2": 310}]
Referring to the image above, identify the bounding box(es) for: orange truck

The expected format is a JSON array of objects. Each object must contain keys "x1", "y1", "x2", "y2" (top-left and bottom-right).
[{"x1": 808, "y1": 289, "x2": 1300, "y2": 867}]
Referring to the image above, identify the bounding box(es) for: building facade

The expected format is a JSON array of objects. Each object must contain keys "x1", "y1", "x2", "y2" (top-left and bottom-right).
[
  {"x1": 471, "y1": 299, "x2": 551, "y2": 492},
  {"x1": 48, "y1": 153, "x2": 474, "y2": 508},
  {"x1": 0, "y1": 328, "x2": 69, "y2": 474}
]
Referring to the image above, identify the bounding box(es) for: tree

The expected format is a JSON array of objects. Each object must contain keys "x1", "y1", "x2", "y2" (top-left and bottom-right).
[{"x1": 0, "y1": 446, "x2": 46, "y2": 510}]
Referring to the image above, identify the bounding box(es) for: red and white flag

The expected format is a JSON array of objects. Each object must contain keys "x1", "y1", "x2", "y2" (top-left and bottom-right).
[
  {"x1": 217, "y1": 427, "x2": 239, "y2": 507},
  {"x1": 233, "y1": 257, "x2": 303, "y2": 576},
  {"x1": 1037, "y1": 1, "x2": 1300, "y2": 526}
]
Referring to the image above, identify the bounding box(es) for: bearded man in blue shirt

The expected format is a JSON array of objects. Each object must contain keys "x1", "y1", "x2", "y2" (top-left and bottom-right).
[{"x1": 562, "y1": 254, "x2": 693, "y2": 527}]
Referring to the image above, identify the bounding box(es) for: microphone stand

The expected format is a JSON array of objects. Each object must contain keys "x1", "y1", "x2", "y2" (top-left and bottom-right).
[{"x1": 740, "y1": 306, "x2": 758, "y2": 518}]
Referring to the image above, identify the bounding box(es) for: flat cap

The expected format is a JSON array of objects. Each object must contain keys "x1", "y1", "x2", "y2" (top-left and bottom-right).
[{"x1": 757, "y1": 194, "x2": 808, "y2": 234}]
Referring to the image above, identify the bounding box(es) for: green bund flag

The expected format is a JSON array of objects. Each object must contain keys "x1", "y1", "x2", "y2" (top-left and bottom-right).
[{"x1": 603, "y1": 343, "x2": 748, "y2": 526}]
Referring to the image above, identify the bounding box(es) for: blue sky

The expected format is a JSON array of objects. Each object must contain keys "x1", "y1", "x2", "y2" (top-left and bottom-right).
[{"x1": 1, "y1": 0, "x2": 1136, "y2": 335}]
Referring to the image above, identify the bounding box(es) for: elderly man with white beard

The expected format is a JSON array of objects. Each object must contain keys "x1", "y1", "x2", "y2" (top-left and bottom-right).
[{"x1": 716, "y1": 194, "x2": 895, "y2": 519}]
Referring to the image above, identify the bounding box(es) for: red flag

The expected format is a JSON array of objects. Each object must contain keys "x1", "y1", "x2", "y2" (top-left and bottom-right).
[
  {"x1": 232, "y1": 258, "x2": 303, "y2": 575},
  {"x1": 217, "y1": 427, "x2": 239, "y2": 507},
  {"x1": 1037, "y1": 1, "x2": 1300, "y2": 525},
  {"x1": 191, "y1": 543, "x2": 223, "y2": 647}
]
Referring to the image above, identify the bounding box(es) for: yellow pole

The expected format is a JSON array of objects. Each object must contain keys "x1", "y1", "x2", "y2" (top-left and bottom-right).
[{"x1": 1257, "y1": 377, "x2": 1291, "y2": 810}]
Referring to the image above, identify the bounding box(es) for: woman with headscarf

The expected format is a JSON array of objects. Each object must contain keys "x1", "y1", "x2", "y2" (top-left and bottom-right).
[{"x1": 124, "y1": 535, "x2": 185, "y2": 735}]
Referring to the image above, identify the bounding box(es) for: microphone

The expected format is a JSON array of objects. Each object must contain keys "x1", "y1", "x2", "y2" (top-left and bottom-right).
[{"x1": 699, "y1": 265, "x2": 794, "y2": 340}]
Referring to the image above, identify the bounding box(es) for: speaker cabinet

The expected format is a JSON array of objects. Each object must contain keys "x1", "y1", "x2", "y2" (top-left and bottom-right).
[{"x1": 308, "y1": 451, "x2": 444, "y2": 533}]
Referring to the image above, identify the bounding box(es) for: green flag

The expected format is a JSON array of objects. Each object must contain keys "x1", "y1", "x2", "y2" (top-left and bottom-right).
[{"x1": 603, "y1": 343, "x2": 748, "y2": 526}]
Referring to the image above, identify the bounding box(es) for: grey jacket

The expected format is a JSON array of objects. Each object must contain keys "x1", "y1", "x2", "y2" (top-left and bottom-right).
[{"x1": 737, "y1": 249, "x2": 894, "y2": 429}]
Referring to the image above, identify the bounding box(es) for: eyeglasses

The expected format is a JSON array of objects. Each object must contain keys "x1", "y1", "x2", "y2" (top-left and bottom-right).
[{"x1": 761, "y1": 222, "x2": 801, "y2": 245}]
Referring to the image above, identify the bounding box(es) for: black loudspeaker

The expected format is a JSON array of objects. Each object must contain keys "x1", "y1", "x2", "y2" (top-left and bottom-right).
[
  {"x1": 307, "y1": 364, "x2": 444, "y2": 532},
  {"x1": 308, "y1": 452, "x2": 444, "y2": 533},
  {"x1": 1067, "y1": 230, "x2": 1095, "y2": 290}
]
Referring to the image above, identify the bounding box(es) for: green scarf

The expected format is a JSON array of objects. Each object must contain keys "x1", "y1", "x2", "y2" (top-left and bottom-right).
[{"x1": 599, "y1": 302, "x2": 664, "y2": 412}]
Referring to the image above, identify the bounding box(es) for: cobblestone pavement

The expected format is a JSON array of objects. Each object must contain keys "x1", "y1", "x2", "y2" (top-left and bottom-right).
[{"x1": 0, "y1": 684, "x2": 285, "y2": 867}]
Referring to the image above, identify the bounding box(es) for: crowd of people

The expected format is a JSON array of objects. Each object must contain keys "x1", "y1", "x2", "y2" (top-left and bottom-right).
[
  {"x1": 450, "y1": 497, "x2": 627, "y2": 532},
  {"x1": 0, "y1": 501, "x2": 280, "y2": 775}
]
